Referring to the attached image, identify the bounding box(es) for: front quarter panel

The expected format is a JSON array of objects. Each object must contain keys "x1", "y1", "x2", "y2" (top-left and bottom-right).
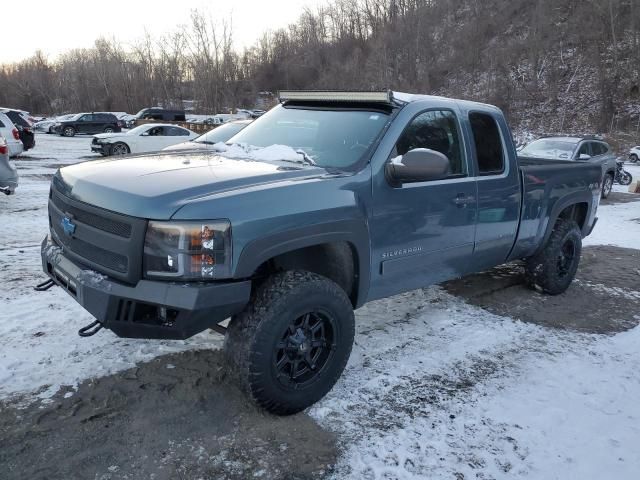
[{"x1": 171, "y1": 168, "x2": 372, "y2": 304}]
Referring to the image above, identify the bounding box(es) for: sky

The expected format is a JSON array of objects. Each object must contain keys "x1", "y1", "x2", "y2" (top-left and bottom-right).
[{"x1": 1, "y1": 0, "x2": 324, "y2": 64}]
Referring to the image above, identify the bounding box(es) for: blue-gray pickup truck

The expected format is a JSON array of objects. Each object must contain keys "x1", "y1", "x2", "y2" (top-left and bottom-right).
[{"x1": 41, "y1": 91, "x2": 602, "y2": 414}]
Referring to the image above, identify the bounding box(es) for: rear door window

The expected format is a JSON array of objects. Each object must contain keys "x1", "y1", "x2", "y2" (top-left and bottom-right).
[
  {"x1": 469, "y1": 112, "x2": 505, "y2": 175},
  {"x1": 592, "y1": 142, "x2": 607, "y2": 156},
  {"x1": 167, "y1": 126, "x2": 190, "y2": 136}
]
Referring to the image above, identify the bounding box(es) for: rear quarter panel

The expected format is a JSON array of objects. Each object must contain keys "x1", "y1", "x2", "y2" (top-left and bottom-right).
[{"x1": 509, "y1": 158, "x2": 601, "y2": 260}]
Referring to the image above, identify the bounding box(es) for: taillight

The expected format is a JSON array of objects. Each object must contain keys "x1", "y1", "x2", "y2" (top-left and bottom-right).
[
  {"x1": 0, "y1": 142, "x2": 7, "y2": 155},
  {"x1": 12, "y1": 128, "x2": 20, "y2": 140}
]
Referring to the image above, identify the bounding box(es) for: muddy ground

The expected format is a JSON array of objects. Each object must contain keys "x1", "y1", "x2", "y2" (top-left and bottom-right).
[
  {"x1": 444, "y1": 245, "x2": 640, "y2": 334},
  {"x1": 1, "y1": 245, "x2": 639, "y2": 479},
  {"x1": 0, "y1": 350, "x2": 337, "y2": 480}
]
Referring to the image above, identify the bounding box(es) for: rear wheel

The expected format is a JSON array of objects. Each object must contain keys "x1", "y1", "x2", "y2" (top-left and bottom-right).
[
  {"x1": 109, "y1": 142, "x2": 130, "y2": 155},
  {"x1": 103, "y1": 126, "x2": 114, "y2": 133},
  {"x1": 224, "y1": 270, "x2": 355, "y2": 415},
  {"x1": 601, "y1": 173, "x2": 613, "y2": 199},
  {"x1": 620, "y1": 171, "x2": 633, "y2": 186},
  {"x1": 62, "y1": 126, "x2": 75, "y2": 137},
  {"x1": 525, "y1": 218, "x2": 582, "y2": 295},
  {"x1": 630, "y1": 154, "x2": 638, "y2": 163}
]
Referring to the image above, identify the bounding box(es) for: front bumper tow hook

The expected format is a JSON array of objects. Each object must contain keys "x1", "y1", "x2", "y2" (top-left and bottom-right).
[
  {"x1": 34, "y1": 279, "x2": 56, "y2": 291},
  {"x1": 78, "y1": 320, "x2": 104, "y2": 337}
]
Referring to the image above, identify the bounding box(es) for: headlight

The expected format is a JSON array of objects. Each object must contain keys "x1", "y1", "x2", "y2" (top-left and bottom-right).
[{"x1": 143, "y1": 220, "x2": 232, "y2": 280}]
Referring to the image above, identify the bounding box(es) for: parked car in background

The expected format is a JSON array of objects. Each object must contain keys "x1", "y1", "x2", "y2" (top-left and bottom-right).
[
  {"x1": 0, "y1": 112, "x2": 23, "y2": 157},
  {"x1": 163, "y1": 120, "x2": 252, "y2": 152},
  {"x1": 629, "y1": 146, "x2": 640, "y2": 163},
  {"x1": 35, "y1": 114, "x2": 74, "y2": 133},
  {"x1": 519, "y1": 136, "x2": 617, "y2": 198},
  {"x1": 135, "y1": 108, "x2": 186, "y2": 121},
  {"x1": 55, "y1": 113, "x2": 123, "y2": 137},
  {"x1": 0, "y1": 136, "x2": 18, "y2": 194},
  {"x1": 91, "y1": 123, "x2": 198, "y2": 156},
  {"x1": 1, "y1": 108, "x2": 35, "y2": 151}
]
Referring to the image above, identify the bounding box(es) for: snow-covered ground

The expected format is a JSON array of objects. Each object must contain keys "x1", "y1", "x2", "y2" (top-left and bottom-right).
[{"x1": 2, "y1": 134, "x2": 640, "y2": 479}]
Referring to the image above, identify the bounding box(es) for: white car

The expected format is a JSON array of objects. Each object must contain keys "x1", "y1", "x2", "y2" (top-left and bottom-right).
[
  {"x1": 0, "y1": 112, "x2": 23, "y2": 157},
  {"x1": 0, "y1": 136, "x2": 18, "y2": 194},
  {"x1": 91, "y1": 123, "x2": 198, "y2": 156},
  {"x1": 163, "y1": 120, "x2": 252, "y2": 152},
  {"x1": 630, "y1": 146, "x2": 640, "y2": 163},
  {"x1": 35, "y1": 114, "x2": 77, "y2": 133}
]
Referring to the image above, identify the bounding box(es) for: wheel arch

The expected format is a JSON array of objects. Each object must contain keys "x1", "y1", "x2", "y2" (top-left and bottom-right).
[
  {"x1": 234, "y1": 220, "x2": 370, "y2": 308},
  {"x1": 539, "y1": 195, "x2": 590, "y2": 251}
]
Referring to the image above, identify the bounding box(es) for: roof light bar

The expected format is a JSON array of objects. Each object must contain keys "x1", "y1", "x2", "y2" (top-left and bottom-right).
[{"x1": 279, "y1": 90, "x2": 393, "y2": 103}]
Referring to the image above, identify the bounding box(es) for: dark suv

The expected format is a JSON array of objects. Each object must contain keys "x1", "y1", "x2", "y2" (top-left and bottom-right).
[
  {"x1": 1, "y1": 109, "x2": 35, "y2": 151},
  {"x1": 56, "y1": 113, "x2": 122, "y2": 137},
  {"x1": 135, "y1": 108, "x2": 186, "y2": 121}
]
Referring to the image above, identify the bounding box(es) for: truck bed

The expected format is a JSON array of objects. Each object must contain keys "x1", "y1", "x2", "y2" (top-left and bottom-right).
[{"x1": 508, "y1": 156, "x2": 602, "y2": 260}]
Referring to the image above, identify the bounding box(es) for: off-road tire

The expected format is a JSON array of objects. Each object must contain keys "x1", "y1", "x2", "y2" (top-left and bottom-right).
[
  {"x1": 525, "y1": 218, "x2": 582, "y2": 295},
  {"x1": 601, "y1": 173, "x2": 613, "y2": 199},
  {"x1": 224, "y1": 270, "x2": 355, "y2": 415},
  {"x1": 62, "y1": 126, "x2": 76, "y2": 137}
]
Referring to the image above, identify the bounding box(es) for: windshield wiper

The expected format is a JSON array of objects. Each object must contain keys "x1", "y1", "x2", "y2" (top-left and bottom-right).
[{"x1": 295, "y1": 149, "x2": 317, "y2": 166}]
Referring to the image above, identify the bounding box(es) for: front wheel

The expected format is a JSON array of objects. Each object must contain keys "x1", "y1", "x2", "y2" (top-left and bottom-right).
[
  {"x1": 109, "y1": 142, "x2": 130, "y2": 155},
  {"x1": 525, "y1": 218, "x2": 582, "y2": 295},
  {"x1": 62, "y1": 126, "x2": 75, "y2": 137},
  {"x1": 224, "y1": 270, "x2": 355, "y2": 415},
  {"x1": 630, "y1": 154, "x2": 638, "y2": 163},
  {"x1": 601, "y1": 173, "x2": 613, "y2": 199}
]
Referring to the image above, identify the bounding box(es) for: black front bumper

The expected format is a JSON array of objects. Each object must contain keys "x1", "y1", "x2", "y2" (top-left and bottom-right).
[
  {"x1": 90, "y1": 143, "x2": 109, "y2": 155},
  {"x1": 41, "y1": 236, "x2": 251, "y2": 339}
]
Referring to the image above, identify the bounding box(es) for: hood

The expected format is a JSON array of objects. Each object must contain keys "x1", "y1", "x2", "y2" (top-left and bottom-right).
[
  {"x1": 93, "y1": 132, "x2": 124, "y2": 140},
  {"x1": 55, "y1": 151, "x2": 326, "y2": 219},
  {"x1": 162, "y1": 141, "x2": 210, "y2": 152}
]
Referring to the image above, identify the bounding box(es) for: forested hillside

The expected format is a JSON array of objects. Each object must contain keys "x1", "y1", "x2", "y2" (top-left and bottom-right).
[{"x1": 1, "y1": 0, "x2": 639, "y2": 135}]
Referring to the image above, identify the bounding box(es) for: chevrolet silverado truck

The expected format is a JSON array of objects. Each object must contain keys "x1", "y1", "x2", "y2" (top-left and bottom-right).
[{"x1": 41, "y1": 91, "x2": 602, "y2": 414}]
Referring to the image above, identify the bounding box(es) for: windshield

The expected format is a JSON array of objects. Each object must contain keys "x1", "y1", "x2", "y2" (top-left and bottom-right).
[
  {"x1": 195, "y1": 122, "x2": 248, "y2": 144},
  {"x1": 228, "y1": 104, "x2": 390, "y2": 168},
  {"x1": 520, "y1": 139, "x2": 577, "y2": 159}
]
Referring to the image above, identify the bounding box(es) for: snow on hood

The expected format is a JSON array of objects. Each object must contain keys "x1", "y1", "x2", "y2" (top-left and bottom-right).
[{"x1": 210, "y1": 142, "x2": 313, "y2": 165}]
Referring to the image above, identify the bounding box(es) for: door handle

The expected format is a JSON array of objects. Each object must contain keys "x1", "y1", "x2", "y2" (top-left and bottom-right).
[{"x1": 452, "y1": 194, "x2": 475, "y2": 207}]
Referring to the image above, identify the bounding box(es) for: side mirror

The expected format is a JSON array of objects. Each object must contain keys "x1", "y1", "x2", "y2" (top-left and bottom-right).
[
  {"x1": 578, "y1": 154, "x2": 591, "y2": 160},
  {"x1": 386, "y1": 148, "x2": 451, "y2": 184}
]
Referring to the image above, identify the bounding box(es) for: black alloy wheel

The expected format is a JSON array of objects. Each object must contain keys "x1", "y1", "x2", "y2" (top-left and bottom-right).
[{"x1": 274, "y1": 310, "x2": 336, "y2": 389}]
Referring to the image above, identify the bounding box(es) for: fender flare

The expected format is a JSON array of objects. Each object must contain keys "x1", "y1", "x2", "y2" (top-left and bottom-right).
[
  {"x1": 234, "y1": 219, "x2": 370, "y2": 307},
  {"x1": 537, "y1": 190, "x2": 593, "y2": 253}
]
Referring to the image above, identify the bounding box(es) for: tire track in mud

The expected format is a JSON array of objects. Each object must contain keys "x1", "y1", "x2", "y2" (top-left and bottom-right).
[{"x1": 0, "y1": 349, "x2": 337, "y2": 480}]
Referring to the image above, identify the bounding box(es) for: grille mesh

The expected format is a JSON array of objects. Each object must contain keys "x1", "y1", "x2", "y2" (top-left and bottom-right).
[
  {"x1": 50, "y1": 208, "x2": 128, "y2": 273},
  {"x1": 51, "y1": 191, "x2": 132, "y2": 238}
]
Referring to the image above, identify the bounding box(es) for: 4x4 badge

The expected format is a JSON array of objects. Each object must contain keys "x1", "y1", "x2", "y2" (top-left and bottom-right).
[{"x1": 61, "y1": 216, "x2": 76, "y2": 236}]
